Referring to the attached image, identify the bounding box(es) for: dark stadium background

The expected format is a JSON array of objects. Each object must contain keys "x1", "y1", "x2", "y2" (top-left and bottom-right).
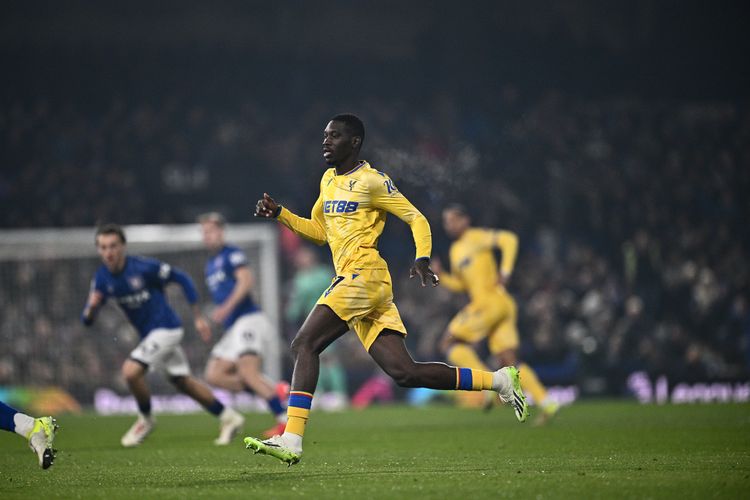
[{"x1": 1, "y1": 0, "x2": 748, "y2": 408}]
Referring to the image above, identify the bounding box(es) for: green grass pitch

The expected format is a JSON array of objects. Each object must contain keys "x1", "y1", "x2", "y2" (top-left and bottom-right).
[{"x1": 1, "y1": 401, "x2": 748, "y2": 499}]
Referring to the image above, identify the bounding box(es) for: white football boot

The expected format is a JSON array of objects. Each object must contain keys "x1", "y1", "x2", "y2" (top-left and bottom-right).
[
  {"x1": 214, "y1": 407, "x2": 245, "y2": 446},
  {"x1": 121, "y1": 414, "x2": 155, "y2": 447},
  {"x1": 28, "y1": 416, "x2": 58, "y2": 469}
]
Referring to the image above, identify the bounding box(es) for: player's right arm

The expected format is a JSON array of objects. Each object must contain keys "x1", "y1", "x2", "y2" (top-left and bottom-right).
[
  {"x1": 495, "y1": 230, "x2": 518, "y2": 283},
  {"x1": 255, "y1": 192, "x2": 327, "y2": 245},
  {"x1": 148, "y1": 260, "x2": 212, "y2": 341},
  {"x1": 211, "y1": 250, "x2": 253, "y2": 325},
  {"x1": 81, "y1": 276, "x2": 106, "y2": 326},
  {"x1": 368, "y1": 172, "x2": 438, "y2": 286}
]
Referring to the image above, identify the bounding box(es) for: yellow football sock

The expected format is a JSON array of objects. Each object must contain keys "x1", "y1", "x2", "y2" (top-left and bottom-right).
[
  {"x1": 285, "y1": 391, "x2": 313, "y2": 437},
  {"x1": 518, "y1": 363, "x2": 548, "y2": 405},
  {"x1": 454, "y1": 367, "x2": 494, "y2": 391}
]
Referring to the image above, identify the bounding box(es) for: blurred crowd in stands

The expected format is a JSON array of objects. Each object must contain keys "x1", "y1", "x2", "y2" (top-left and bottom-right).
[{"x1": 1, "y1": 72, "x2": 749, "y2": 402}]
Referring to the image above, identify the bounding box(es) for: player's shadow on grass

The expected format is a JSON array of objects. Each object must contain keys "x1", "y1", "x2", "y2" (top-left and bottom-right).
[
  {"x1": 177, "y1": 466, "x2": 498, "y2": 488},
  {"x1": 191, "y1": 465, "x2": 497, "y2": 486}
]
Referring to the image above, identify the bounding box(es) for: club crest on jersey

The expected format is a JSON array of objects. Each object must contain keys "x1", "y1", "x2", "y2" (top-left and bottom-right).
[
  {"x1": 348, "y1": 180, "x2": 357, "y2": 191},
  {"x1": 323, "y1": 200, "x2": 359, "y2": 214},
  {"x1": 128, "y1": 276, "x2": 144, "y2": 290}
]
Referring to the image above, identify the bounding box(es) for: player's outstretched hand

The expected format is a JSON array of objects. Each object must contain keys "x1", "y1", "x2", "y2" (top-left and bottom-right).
[
  {"x1": 255, "y1": 193, "x2": 281, "y2": 218},
  {"x1": 410, "y1": 258, "x2": 439, "y2": 287}
]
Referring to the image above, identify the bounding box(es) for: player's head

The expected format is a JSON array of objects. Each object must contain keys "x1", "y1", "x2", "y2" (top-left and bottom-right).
[
  {"x1": 323, "y1": 114, "x2": 365, "y2": 166},
  {"x1": 95, "y1": 223, "x2": 127, "y2": 272},
  {"x1": 198, "y1": 212, "x2": 226, "y2": 252},
  {"x1": 442, "y1": 203, "x2": 471, "y2": 239}
]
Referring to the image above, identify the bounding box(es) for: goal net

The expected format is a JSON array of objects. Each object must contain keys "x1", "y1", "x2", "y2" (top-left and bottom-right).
[{"x1": 0, "y1": 224, "x2": 281, "y2": 410}]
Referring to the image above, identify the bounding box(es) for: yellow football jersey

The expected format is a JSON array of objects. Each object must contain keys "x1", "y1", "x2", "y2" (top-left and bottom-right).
[
  {"x1": 278, "y1": 161, "x2": 432, "y2": 274},
  {"x1": 439, "y1": 228, "x2": 518, "y2": 301}
]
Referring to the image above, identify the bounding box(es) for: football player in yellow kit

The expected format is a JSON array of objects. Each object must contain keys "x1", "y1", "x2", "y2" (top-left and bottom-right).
[
  {"x1": 435, "y1": 204, "x2": 560, "y2": 425},
  {"x1": 244, "y1": 114, "x2": 529, "y2": 465}
]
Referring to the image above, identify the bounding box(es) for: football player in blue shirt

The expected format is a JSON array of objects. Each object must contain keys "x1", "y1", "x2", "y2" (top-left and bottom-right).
[
  {"x1": 199, "y1": 212, "x2": 288, "y2": 441},
  {"x1": 81, "y1": 223, "x2": 244, "y2": 447}
]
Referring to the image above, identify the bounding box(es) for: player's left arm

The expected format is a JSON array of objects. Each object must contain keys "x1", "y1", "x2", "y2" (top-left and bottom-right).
[
  {"x1": 156, "y1": 262, "x2": 212, "y2": 341},
  {"x1": 370, "y1": 174, "x2": 438, "y2": 287},
  {"x1": 486, "y1": 229, "x2": 518, "y2": 284},
  {"x1": 212, "y1": 253, "x2": 253, "y2": 325}
]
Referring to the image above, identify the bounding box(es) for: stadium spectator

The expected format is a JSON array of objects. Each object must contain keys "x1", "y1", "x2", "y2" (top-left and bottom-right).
[{"x1": 1, "y1": 82, "x2": 748, "y2": 401}]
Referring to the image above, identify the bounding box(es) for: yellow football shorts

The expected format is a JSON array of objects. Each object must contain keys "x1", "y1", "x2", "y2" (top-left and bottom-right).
[
  {"x1": 447, "y1": 289, "x2": 519, "y2": 354},
  {"x1": 316, "y1": 268, "x2": 407, "y2": 351}
]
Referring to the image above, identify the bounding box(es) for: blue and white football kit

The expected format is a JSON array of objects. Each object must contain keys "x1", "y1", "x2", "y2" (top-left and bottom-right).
[
  {"x1": 84, "y1": 256, "x2": 199, "y2": 376},
  {"x1": 205, "y1": 245, "x2": 275, "y2": 361}
]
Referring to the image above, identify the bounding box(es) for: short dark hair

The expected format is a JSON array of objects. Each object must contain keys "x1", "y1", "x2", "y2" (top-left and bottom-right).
[
  {"x1": 95, "y1": 223, "x2": 126, "y2": 244},
  {"x1": 444, "y1": 203, "x2": 470, "y2": 219},
  {"x1": 330, "y1": 113, "x2": 365, "y2": 147},
  {"x1": 197, "y1": 211, "x2": 226, "y2": 227}
]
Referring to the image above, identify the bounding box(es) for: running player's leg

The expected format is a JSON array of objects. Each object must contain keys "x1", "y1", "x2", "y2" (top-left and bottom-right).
[
  {"x1": 126, "y1": 329, "x2": 178, "y2": 422},
  {"x1": 244, "y1": 305, "x2": 348, "y2": 463},
  {"x1": 204, "y1": 357, "x2": 245, "y2": 392},
  {"x1": 168, "y1": 371, "x2": 246, "y2": 444},
  {"x1": 227, "y1": 313, "x2": 288, "y2": 434},
  {"x1": 237, "y1": 353, "x2": 287, "y2": 436},
  {"x1": 289, "y1": 305, "x2": 349, "y2": 392},
  {"x1": 158, "y1": 334, "x2": 244, "y2": 444},
  {"x1": 369, "y1": 330, "x2": 528, "y2": 421},
  {"x1": 237, "y1": 354, "x2": 275, "y2": 399},
  {"x1": 169, "y1": 374, "x2": 224, "y2": 410},
  {"x1": 204, "y1": 317, "x2": 253, "y2": 393},
  {"x1": 122, "y1": 359, "x2": 152, "y2": 418},
  {"x1": 1, "y1": 400, "x2": 32, "y2": 436},
  {"x1": 283, "y1": 305, "x2": 348, "y2": 437},
  {"x1": 120, "y1": 358, "x2": 156, "y2": 447},
  {"x1": 371, "y1": 330, "x2": 478, "y2": 389},
  {"x1": 165, "y1": 348, "x2": 230, "y2": 418}
]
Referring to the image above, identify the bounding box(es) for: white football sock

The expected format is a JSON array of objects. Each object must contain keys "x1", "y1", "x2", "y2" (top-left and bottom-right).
[
  {"x1": 282, "y1": 431, "x2": 303, "y2": 450},
  {"x1": 492, "y1": 369, "x2": 511, "y2": 393},
  {"x1": 13, "y1": 412, "x2": 35, "y2": 438}
]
